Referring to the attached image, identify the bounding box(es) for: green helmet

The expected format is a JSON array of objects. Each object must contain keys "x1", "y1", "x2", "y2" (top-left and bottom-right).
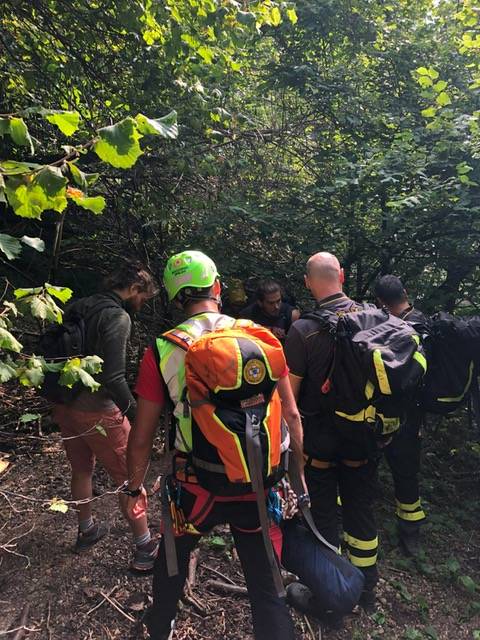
[{"x1": 163, "y1": 250, "x2": 219, "y2": 302}]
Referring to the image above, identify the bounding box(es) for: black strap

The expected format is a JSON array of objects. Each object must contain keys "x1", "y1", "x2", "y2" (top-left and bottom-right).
[
  {"x1": 288, "y1": 455, "x2": 340, "y2": 555},
  {"x1": 161, "y1": 474, "x2": 179, "y2": 577},
  {"x1": 471, "y1": 373, "x2": 480, "y2": 434},
  {"x1": 245, "y1": 410, "x2": 286, "y2": 598}
]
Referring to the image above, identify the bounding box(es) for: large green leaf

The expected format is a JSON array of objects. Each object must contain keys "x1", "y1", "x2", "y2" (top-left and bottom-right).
[
  {"x1": 21, "y1": 236, "x2": 45, "y2": 252},
  {"x1": 5, "y1": 167, "x2": 67, "y2": 218},
  {"x1": 436, "y1": 91, "x2": 452, "y2": 106},
  {"x1": 0, "y1": 327, "x2": 23, "y2": 352},
  {"x1": 45, "y1": 284, "x2": 73, "y2": 303},
  {"x1": 44, "y1": 110, "x2": 80, "y2": 136},
  {"x1": 135, "y1": 111, "x2": 178, "y2": 139},
  {"x1": 0, "y1": 234, "x2": 22, "y2": 260},
  {"x1": 68, "y1": 192, "x2": 106, "y2": 214},
  {"x1": 9, "y1": 118, "x2": 34, "y2": 154},
  {"x1": 0, "y1": 160, "x2": 43, "y2": 175},
  {"x1": 0, "y1": 359, "x2": 17, "y2": 383},
  {"x1": 94, "y1": 117, "x2": 143, "y2": 168},
  {"x1": 14, "y1": 286, "x2": 42, "y2": 299}
]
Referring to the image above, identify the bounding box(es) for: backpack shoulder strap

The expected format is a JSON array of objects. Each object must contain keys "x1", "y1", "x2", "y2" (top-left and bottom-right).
[{"x1": 160, "y1": 327, "x2": 195, "y2": 351}]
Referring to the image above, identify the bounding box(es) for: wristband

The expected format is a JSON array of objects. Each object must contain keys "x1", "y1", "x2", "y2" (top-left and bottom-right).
[{"x1": 121, "y1": 481, "x2": 143, "y2": 497}]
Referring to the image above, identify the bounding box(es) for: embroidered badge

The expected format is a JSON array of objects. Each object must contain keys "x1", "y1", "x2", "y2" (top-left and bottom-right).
[{"x1": 244, "y1": 358, "x2": 266, "y2": 385}]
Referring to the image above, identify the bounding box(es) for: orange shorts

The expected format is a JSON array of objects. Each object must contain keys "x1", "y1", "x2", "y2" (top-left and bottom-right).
[{"x1": 53, "y1": 405, "x2": 131, "y2": 485}]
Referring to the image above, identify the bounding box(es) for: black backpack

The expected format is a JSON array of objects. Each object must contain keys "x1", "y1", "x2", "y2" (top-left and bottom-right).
[
  {"x1": 37, "y1": 299, "x2": 117, "y2": 403},
  {"x1": 305, "y1": 304, "x2": 427, "y2": 437},
  {"x1": 415, "y1": 312, "x2": 480, "y2": 415}
]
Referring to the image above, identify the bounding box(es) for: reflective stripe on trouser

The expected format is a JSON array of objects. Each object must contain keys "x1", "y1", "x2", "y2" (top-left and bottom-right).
[
  {"x1": 395, "y1": 498, "x2": 426, "y2": 523},
  {"x1": 344, "y1": 532, "x2": 378, "y2": 568}
]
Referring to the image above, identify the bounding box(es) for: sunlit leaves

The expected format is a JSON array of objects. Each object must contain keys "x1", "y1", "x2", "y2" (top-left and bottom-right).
[
  {"x1": 45, "y1": 284, "x2": 73, "y2": 304},
  {"x1": 59, "y1": 355, "x2": 102, "y2": 391},
  {"x1": 14, "y1": 284, "x2": 71, "y2": 323},
  {"x1": 18, "y1": 356, "x2": 45, "y2": 387},
  {"x1": 48, "y1": 497, "x2": 69, "y2": 513},
  {"x1": 94, "y1": 117, "x2": 143, "y2": 168},
  {"x1": 44, "y1": 110, "x2": 80, "y2": 136},
  {"x1": 0, "y1": 328, "x2": 23, "y2": 353},
  {"x1": 67, "y1": 186, "x2": 106, "y2": 214},
  {"x1": 436, "y1": 91, "x2": 452, "y2": 106},
  {"x1": 5, "y1": 167, "x2": 67, "y2": 219},
  {"x1": 135, "y1": 111, "x2": 178, "y2": 139},
  {"x1": 8, "y1": 118, "x2": 34, "y2": 154}
]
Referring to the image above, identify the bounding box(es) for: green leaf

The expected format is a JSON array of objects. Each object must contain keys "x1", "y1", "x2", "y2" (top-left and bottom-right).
[
  {"x1": 0, "y1": 160, "x2": 43, "y2": 175},
  {"x1": 14, "y1": 286, "x2": 42, "y2": 300},
  {"x1": 459, "y1": 575, "x2": 477, "y2": 594},
  {"x1": 30, "y1": 295, "x2": 49, "y2": 320},
  {"x1": 94, "y1": 117, "x2": 143, "y2": 168},
  {"x1": 6, "y1": 167, "x2": 67, "y2": 219},
  {"x1": 286, "y1": 8, "x2": 298, "y2": 24},
  {"x1": 436, "y1": 91, "x2": 452, "y2": 106},
  {"x1": 45, "y1": 284, "x2": 73, "y2": 304},
  {"x1": 0, "y1": 327, "x2": 23, "y2": 352},
  {"x1": 77, "y1": 367, "x2": 100, "y2": 392},
  {"x1": 209, "y1": 535, "x2": 227, "y2": 549},
  {"x1": 427, "y1": 67, "x2": 439, "y2": 79},
  {"x1": 44, "y1": 110, "x2": 80, "y2": 136},
  {"x1": 68, "y1": 162, "x2": 87, "y2": 189},
  {"x1": 69, "y1": 193, "x2": 106, "y2": 214},
  {"x1": 418, "y1": 76, "x2": 433, "y2": 88},
  {"x1": 270, "y1": 7, "x2": 282, "y2": 25},
  {"x1": 421, "y1": 107, "x2": 437, "y2": 118},
  {"x1": 80, "y1": 355, "x2": 103, "y2": 375},
  {"x1": 135, "y1": 111, "x2": 178, "y2": 139},
  {"x1": 433, "y1": 80, "x2": 447, "y2": 93},
  {"x1": 0, "y1": 233, "x2": 22, "y2": 260},
  {"x1": 416, "y1": 66, "x2": 429, "y2": 75},
  {"x1": 48, "y1": 497, "x2": 69, "y2": 513},
  {"x1": 21, "y1": 236, "x2": 45, "y2": 252},
  {"x1": 0, "y1": 359, "x2": 17, "y2": 382},
  {"x1": 9, "y1": 118, "x2": 34, "y2": 154},
  {"x1": 371, "y1": 612, "x2": 385, "y2": 625},
  {"x1": 473, "y1": 631, "x2": 480, "y2": 640},
  {"x1": 95, "y1": 423, "x2": 107, "y2": 437},
  {"x1": 19, "y1": 412, "x2": 41, "y2": 423}
]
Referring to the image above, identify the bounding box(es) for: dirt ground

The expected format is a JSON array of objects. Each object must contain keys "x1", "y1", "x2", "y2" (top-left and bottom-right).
[{"x1": 1, "y1": 389, "x2": 480, "y2": 640}]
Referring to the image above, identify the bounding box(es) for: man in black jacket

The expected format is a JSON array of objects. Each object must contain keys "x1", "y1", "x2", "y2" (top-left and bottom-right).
[
  {"x1": 241, "y1": 279, "x2": 300, "y2": 342},
  {"x1": 52, "y1": 262, "x2": 159, "y2": 571},
  {"x1": 374, "y1": 275, "x2": 427, "y2": 556},
  {"x1": 285, "y1": 252, "x2": 380, "y2": 612}
]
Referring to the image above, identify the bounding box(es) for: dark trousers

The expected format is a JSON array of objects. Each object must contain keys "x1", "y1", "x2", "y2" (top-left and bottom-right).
[
  {"x1": 303, "y1": 419, "x2": 380, "y2": 591},
  {"x1": 147, "y1": 483, "x2": 295, "y2": 640},
  {"x1": 384, "y1": 411, "x2": 426, "y2": 527}
]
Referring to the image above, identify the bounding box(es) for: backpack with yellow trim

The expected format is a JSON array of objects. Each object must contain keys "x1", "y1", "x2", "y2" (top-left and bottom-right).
[
  {"x1": 305, "y1": 304, "x2": 427, "y2": 438},
  {"x1": 162, "y1": 320, "x2": 289, "y2": 495}
]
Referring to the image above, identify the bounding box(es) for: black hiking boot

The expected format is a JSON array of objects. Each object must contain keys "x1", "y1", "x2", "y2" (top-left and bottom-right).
[
  {"x1": 358, "y1": 588, "x2": 376, "y2": 614},
  {"x1": 398, "y1": 521, "x2": 422, "y2": 558}
]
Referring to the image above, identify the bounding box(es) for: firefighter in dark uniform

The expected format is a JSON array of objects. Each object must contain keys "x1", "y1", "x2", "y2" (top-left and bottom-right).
[
  {"x1": 374, "y1": 275, "x2": 427, "y2": 556},
  {"x1": 285, "y1": 252, "x2": 380, "y2": 612}
]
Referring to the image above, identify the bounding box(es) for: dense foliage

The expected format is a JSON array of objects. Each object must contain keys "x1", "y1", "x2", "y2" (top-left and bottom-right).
[{"x1": 1, "y1": 0, "x2": 480, "y2": 332}]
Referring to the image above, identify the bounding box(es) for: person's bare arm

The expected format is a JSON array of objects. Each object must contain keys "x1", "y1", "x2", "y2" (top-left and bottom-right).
[
  {"x1": 126, "y1": 397, "x2": 163, "y2": 516},
  {"x1": 291, "y1": 308, "x2": 301, "y2": 322},
  {"x1": 288, "y1": 372, "x2": 302, "y2": 402},
  {"x1": 277, "y1": 376, "x2": 307, "y2": 494}
]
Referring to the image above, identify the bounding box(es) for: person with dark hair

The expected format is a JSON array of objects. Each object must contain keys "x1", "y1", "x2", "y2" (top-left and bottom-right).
[
  {"x1": 241, "y1": 279, "x2": 300, "y2": 342},
  {"x1": 374, "y1": 275, "x2": 428, "y2": 556},
  {"x1": 52, "y1": 261, "x2": 159, "y2": 571}
]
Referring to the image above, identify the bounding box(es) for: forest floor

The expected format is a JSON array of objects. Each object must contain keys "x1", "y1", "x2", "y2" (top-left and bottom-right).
[{"x1": 1, "y1": 387, "x2": 480, "y2": 640}]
